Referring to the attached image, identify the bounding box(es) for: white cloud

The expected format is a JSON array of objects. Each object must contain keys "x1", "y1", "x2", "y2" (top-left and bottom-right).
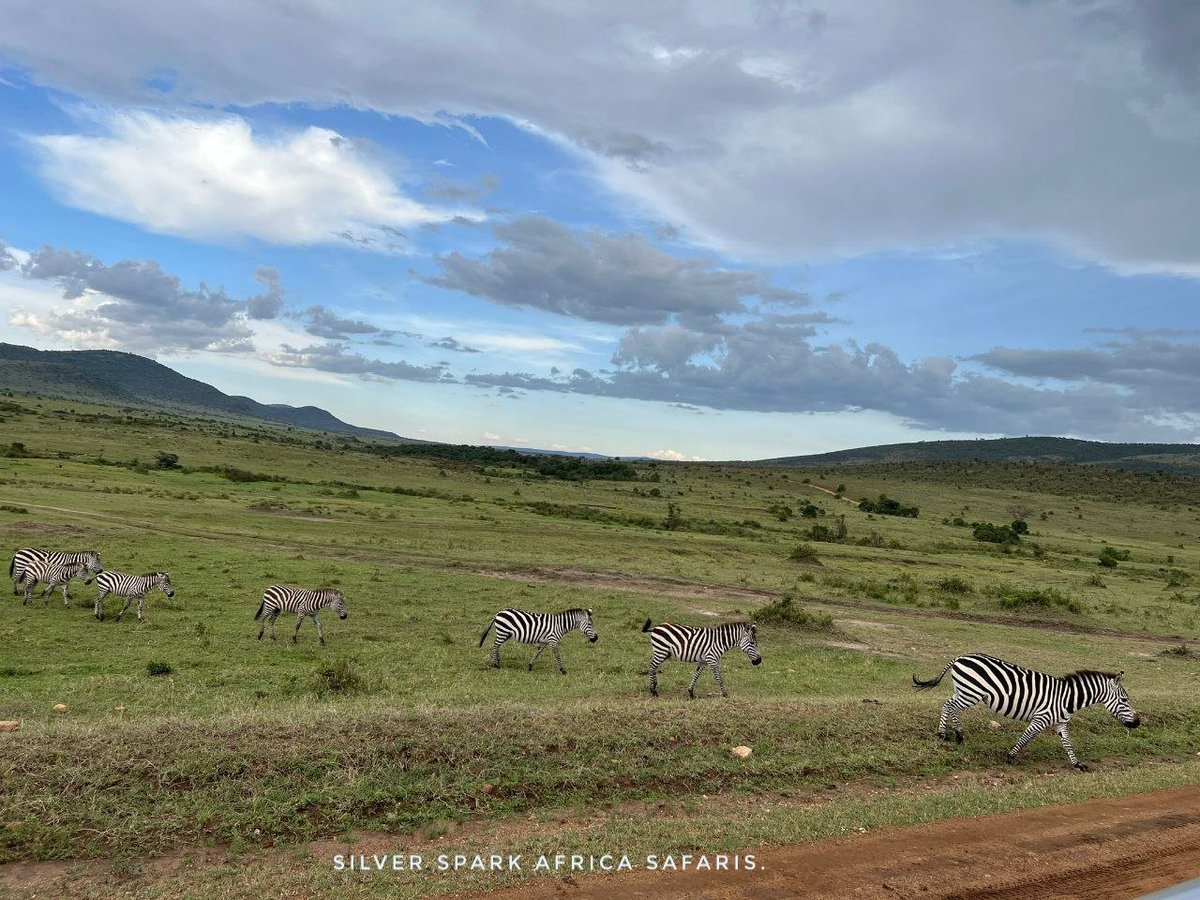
[
  {"x1": 482, "y1": 431, "x2": 500, "y2": 441},
  {"x1": 6, "y1": 3, "x2": 1200, "y2": 271},
  {"x1": 27, "y1": 111, "x2": 474, "y2": 247},
  {"x1": 649, "y1": 449, "x2": 704, "y2": 462}
]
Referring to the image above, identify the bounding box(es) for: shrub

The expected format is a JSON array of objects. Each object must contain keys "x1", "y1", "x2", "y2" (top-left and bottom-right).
[
  {"x1": 788, "y1": 543, "x2": 821, "y2": 564},
  {"x1": 935, "y1": 576, "x2": 973, "y2": 595},
  {"x1": 1098, "y1": 546, "x2": 1131, "y2": 568},
  {"x1": 995, "y1": 587, "x2": 1082, "y2": 614},
  {"x1": 752, "y1": 596, "x2": 835, "y2": 632},
  {"x1": 1011, "y1": 519, "x2": 1029, "y2": 535},
  {"x1": 663, "y1": 503, "x2": 683, "y2": 531},
  {"x1": 858, "y1": 494, "x2": 919, "y2": 518},
  {"x1": 154, "y1": 451, "x2": 181, "y2": 469},
  {"x1": 972, "y1": 522, "x2": 1021, "y2": 544},
  {"x1": 311, "y1": 658, "x2": 366, "y2": 697},
  {"x1": 800, "y1": 503, "x2": 822, "y2": 518},
  {"x1": 768, "y1": 502, "x2": 793, "y2": 522},
  {"x1": 146, "y1": 661, "x2": 173, "y2": 677}
]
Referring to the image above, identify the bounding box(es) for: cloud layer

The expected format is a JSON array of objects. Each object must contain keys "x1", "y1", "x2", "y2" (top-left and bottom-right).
[{"x1": 5, "y1": 2, "x2": 1200, "y2": 271}]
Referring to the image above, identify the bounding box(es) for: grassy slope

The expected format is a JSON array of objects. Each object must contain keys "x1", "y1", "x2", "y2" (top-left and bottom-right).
[{"x1": 1, "y1": 393, "x2": 1198, "y2": 896}]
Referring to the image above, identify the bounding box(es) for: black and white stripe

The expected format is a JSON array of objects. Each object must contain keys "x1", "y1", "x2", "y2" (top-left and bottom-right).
[
  {"x1": 642, "y1": 619, "x2": 762, "y2": 698},
  {"x1": 914, "y1": 653, "x2": 1141, "y2": 770},
  {"x1": 10, "y1": 548, "x2": 102, "y2": 595},
  {"x1": 479, "y1": 607, "x2": 599, "y2": 674},
  {"x1": 255, "y1": 585, "x2": 348, "y2": 645},
  {"x1": 16, "y1": 557, "x2": 90, "y2": 606},
  {"x1": 94, "y1": 571, "x2": 175, "y2": 622}
]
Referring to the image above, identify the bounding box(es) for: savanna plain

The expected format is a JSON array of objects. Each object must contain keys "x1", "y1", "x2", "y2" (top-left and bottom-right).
[{"x1": 1, "y1": 394, "x2": 1198, "y2": 898}]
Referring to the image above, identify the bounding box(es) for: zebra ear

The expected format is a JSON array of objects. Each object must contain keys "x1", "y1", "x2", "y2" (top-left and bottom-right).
[{"x1": 1115, "y1": 671, "x2": 1124, "y2": 682}]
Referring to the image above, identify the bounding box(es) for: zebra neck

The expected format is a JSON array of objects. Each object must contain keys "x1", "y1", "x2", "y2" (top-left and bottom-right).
[{"x1": 1062, "y1": 677, "x2": 1104, "y2": 713}]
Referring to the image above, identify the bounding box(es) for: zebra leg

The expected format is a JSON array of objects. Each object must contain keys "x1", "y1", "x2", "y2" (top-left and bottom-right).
[
  {"x1": 136, "y1": 594, "x2": 147, "y2": 622},
  {"x1": 1056, "y1": 723, "x2": 1087, "y2": 771},
  {"x1": 23, "y1": 581, "x2": 33, "y2": 606},
  {"x1": 116, "y1": 595, "x2": 135, "y2": 621},
  {"x1": 708, "y1": 659, "x2": 727, "y2": 698},
  {"x1": 490, "y1": 635, "x2": 507, "y2": 668},
  {"x1": 687, "y1": 663, "x2": 706, "y2": 699},
  {"x1": 269, "y1": 612, "x2": 280, "y2": 641},
  {"x1": 527, "y1": 643, "x2": 548, "y2": 671},
  {"x1": 314, "y1": 614, "x2": 325, "y2": 646},
  {"x1": 1007, "y1": 715, "x2": 1052, "y2": 764},
  {"x1": 95, "y1": 589, "x2": 108, "y2": 621},
  {"x1": 551, "y1": 642, "x2": 566, "y2": 675},
  {"x1": 257, "y1": 616, "x2": 266, "y2": 640},
  {"x1": 60, "y1": 582, "x2": 72, "y2": 606},
  {"x1": 938, "y1": 694, "x2": 972, "y2": 743},
  {"x1": 292, "y1": 613, "x2": 306, "y2": 643},
  {"x1": 649, "y1": 651, "x2": 667, "y2": 697}
]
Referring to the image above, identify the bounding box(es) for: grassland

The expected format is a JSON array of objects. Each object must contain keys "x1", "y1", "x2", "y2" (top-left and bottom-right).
[{"x1": 0, "y1": 393, "x2": 1198, "y2": 897}]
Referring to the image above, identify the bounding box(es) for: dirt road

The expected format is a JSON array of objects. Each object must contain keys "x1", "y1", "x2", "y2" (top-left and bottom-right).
[{"x1": 474, "y1": 785, "x2": 1200, "y2": 900}]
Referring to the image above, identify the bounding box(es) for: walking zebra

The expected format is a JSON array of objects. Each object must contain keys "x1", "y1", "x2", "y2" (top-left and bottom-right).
[
  {"x1": 913, "y1": 653, "x2": 1141, "y2": 770},
  {"x1": 10, "y1": 548, "x2": 102, "y2": 595},
  {"x1": 642, "y1": 619, "x2": 762, "y2": 699},
  {"x1": 16, "y1": 557, "x2": 91, "y2": 606},
  {"x1": 478, "y1": 607, "x2": 598, "y2": 674},
  {"x1": 255, "y1": 586, "x2": 348, "y2": 645},
  {"x1": 94, "y1": 571, "x2": 175, "y2": 622}
]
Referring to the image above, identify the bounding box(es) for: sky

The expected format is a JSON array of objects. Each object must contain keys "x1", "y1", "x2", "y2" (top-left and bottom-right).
[{"x1": 0, "y1": 1, "x2": 1198, "y2": 460}]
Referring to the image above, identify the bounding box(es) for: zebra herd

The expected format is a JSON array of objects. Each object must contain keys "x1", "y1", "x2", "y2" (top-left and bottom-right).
[
  {"x1": 479, "y1": 606, "x2": 1139, "y2": 770},
  {"x1": 9, "y1": 546, "x2": 348, "y2": 642},
  {"x1": 12, "y1": 545, "x2": 1141, "y2": 770}
]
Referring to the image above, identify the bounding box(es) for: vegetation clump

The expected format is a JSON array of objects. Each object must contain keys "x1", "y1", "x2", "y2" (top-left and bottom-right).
[
  {"x1": 1098, "y1": 546, "x2": 1131, "y2": 568},
  {"x1": 972, "y1": 521, "x2": 1022, "y2": 544},
  {"x1": 751, "y1": 595, "x2": 835, "y2": 632},
  {"x1": 858, "y1": 494, "x2": 919, "y2": 518},
  {"x1": 146, "y1": 662, "x2": 173, "y2": 677},
  {"x1": 788, "y1": 543, "x2": 821, "y2": 564},
  {"x1": 312, "y1": 658, "x2": 367, "y2": 697},
  {"x1": 994, "y1": 586, "x2": 1082, "y2": 615}
]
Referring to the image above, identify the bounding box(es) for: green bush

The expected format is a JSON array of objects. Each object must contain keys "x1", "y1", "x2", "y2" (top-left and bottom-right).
[
  {"x1": 752, "y1": 596, "x2": 835, "y2": 632},
  {"x1": 146, "y1": 661, "x2": 173, "y2": 677},
  {"x1": 1098, "y1": 546, "x2": 1131, "y2": 568},
  {"x1": 995, "y1": 586, "x2": 1082, "y2": 614},
  {"x1": 857, "y1": 494, "x2": 919, "y2": 518},
  {"x1": 935, "y1": 576, "x2": 973, "y2": 595},
  {"x1": 972, "y1": 522, "x2": 1021, "y2": 544},
  {"x1": 788, "y1": 543, "x2": 821, "y2": 564}
]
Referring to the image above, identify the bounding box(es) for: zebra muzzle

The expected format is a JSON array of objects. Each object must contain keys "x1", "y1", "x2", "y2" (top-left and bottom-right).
[
  {"x1": 588, "y1": 635, "x2": 598, "y2": 643},
  {"x1": 751, "y1": 657, "x2": 762, "y2": 666},
  {"x1": 1125, "y1": 715, "x2": 1141, "y2": 729}
]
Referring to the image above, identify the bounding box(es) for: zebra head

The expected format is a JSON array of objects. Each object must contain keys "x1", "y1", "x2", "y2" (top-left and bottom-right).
[
  {"x1": 579, "y1": 608, "x2": 598, "y2": 643},
  {"x1": 81, "y1": 552, "x2": 103, "y2": 581},
  {"x1": 737, "y1": 622, "x2": 762, "y2": 666},
  {"x1": 155, "y1": 573, "x2": 175, "y2": 598},
  {"x1": 329, "y1": 589, "x2": 349, "y2": 619},
  {"x1": 1101, "y1": 671, "x2": 1140, "y2": 728}
]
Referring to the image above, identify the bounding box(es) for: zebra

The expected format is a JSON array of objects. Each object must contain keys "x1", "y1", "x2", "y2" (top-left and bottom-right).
[
  {"x1": 16, "y1": 557, "x2": 91, "y2": 606},
  {"x1": 642, "y1": 619, "x2": 762, "y2": 699},
  {"x1": 913, "y1": 653, "x2": 1141, "y2": 770},
  {"x1": 478, "y1": 607, "x2": 598, "y2": 674},
  {"x1": 10, "y1": 548, "x2": 102, "y2": 595},
  {"x1": 255, "y1": 585, "x2": 348, "y2": 645},
  {"x1": 94, "y1": 571, "x2": 175, "y2": 622}
]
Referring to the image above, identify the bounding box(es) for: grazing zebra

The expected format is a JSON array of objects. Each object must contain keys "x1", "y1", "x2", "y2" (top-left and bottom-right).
[
  {"x1": 478, "y1": 607, "x2": 598, "y2": 674},
  {"x1": 642, "y1": 619, "x2": 762, "y2": 699},
  {"x1": 16, "y1": 558, "x2": 90, "y2": 606},
  {"x1": 255, "y1": 585, "x2": 348, "y2": 645},
  {"x1": 913, "y1": 653, "x2": 1141, "y2": 770},
  {"x1": 94, "y1": 571, "x2": 176, "y2": 622},
  {"x1": 10, "y1": 548, "x2": 102, "y2": 595}
]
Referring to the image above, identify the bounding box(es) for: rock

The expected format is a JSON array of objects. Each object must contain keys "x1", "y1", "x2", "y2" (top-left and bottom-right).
[
  {"x1": 52, "y1": 703, "x2": 67, "y2": 712},
  {"x1": 481, "y1": 783, "x2": 495, "y2": 794},
  {"x1": 730, "y1": 745, "x2": 752, "y2": 759},
  {"x1": 0, "y1": 721, "x2": 19, "y2": 732},
  {"x1": 989, "y1": 720, "x2": 1002, "y2": 729}
]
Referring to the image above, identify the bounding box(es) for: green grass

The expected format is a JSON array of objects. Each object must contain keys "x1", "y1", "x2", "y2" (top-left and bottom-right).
[{"x1": 1, "y1": 393, "x2": 1199, "y2": 896}]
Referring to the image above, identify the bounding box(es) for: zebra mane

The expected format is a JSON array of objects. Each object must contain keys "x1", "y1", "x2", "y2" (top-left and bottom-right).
[
  {"x1": 1062, "y1": 669, "x2": 1119, "y2": 682},
  {"x1": 562, "y1": 607, "x2": 590, "y2": 615}
]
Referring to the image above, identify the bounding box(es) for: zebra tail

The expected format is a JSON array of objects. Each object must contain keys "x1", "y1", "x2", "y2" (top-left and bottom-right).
[
  {"x1": 7, "y1": 556, "x2": 13, "y2": 578},
  {"x1": 641, "y1": 618, "x2": 653, "y2": 633},
  {"x1": 254, "y1": 599, "x2": 266, "y2": 621},
  {"x1": 479, "y1": 620, "x2": 493, "y2": 647},
  {"x1": 913, "y1": 660, "x2": 954, "y2": 690}
]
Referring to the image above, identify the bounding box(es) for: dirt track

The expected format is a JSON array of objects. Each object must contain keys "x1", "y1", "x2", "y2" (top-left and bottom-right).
[{"x1": 475, "y1": 786, "x2": 1200, "y2": 900}]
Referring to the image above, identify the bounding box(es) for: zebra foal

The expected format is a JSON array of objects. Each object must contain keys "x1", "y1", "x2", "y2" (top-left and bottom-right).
[
  {"x1": 10, "y1": 548, "x2": 102, "y2": 595},
  {"x1": 914, "y1": 653, "x2": 1140, "y2": 770},
  {"x1": 16, "y1": 558, "x2": 90, "y2": 606},
  {"x1": 479, "y1": 607, "x2": 598, "y2": 674},
  {"x1": 94, "y1": 571, "x2": 175, "y2": 622},
  {"x1": 642, "y1": 619, "x2": 762, "y2": 699},
  {"x1": 255, "y1": 586, "x2": 348, "y2": 645}
]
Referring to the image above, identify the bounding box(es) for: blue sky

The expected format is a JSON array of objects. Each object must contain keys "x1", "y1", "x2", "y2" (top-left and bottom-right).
[{"x1": 1, "y1": 1, "x2": 1198, "y2": 459}]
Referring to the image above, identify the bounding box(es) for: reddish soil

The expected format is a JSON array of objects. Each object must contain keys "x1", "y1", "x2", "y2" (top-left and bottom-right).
[{"x1": 473, "y1": 785, "x2": 1200, "y2": 900}]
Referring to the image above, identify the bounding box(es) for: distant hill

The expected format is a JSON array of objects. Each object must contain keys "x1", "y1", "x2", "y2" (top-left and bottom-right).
[
  {"x1": 0, "y1": 342, "x2": 415, "y2": 442},
  {"x1": 760, "y1": 436, "x2": 1200, "y2": 475}
]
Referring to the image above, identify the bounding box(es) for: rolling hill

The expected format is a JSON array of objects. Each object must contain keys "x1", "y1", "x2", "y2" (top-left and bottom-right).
[
  {"x1": 759, "y1": 435, "x2": 1200, "y2": 474},
  {"x1": 0, "y1": 342, "x2": 415, "y2": 442}
]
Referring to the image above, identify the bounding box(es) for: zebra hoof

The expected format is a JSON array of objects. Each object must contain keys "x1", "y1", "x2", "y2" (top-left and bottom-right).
[
  {"x1": 937, "y1": 732, "x2": 949, "y2": 741},
  {"x1": 1007, "y1": 752, "x2": 1019, "y2": 765},
  {"x1": 559, "y1": 670, "x2": 567, "y2": 676},
  {"x1": 1073, "y1": 762, "x2": 1089, "y2": 772},
  {"x1": 527, "y1": 664, "x2": 534, "y2": 672},
  {"x1": 955, "y1": 732, "x2": 964, "y2": 745}
]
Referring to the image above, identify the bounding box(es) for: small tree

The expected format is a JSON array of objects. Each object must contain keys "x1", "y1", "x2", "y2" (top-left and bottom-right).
[
  {"x1": 663, "y1": 502, "x2": 683, "y2": 531},
  {"x1": 154, "y1": 451, "x2": 181, "y2": 469}
]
